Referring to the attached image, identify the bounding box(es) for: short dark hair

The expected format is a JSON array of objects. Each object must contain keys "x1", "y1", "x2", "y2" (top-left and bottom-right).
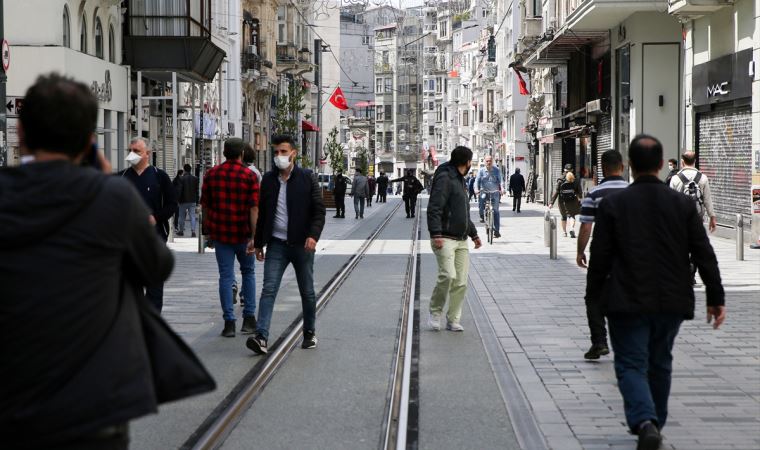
[
  {"x1": 356, "y1": 168, "x2": 363, "y2": 174},
  {"x1": 20, "y1": 73, "x2": 98, "y2": 157},
  {"x1": 242, "y1": 144, "x2": 255, "y2": 165},
  {"x1": 681, "y1": 151, "x2": 696, "y2": 166},
  {"x1": 601, "y1": 150, "x2": 623, "y2": 174},
  {"x1": 668, "y1": 158, "x2": 678, "y2": 166},
  {"x1": 271, "y1": 134, "x2": 296, "y2": 148},
  {"x1": 223, "y1": 138, "x2": 246, "y2": 160},
  {"x1": 629, "y1": 134, "x2": 663, "y2": 173},
  {"x1": 450, "y1": 146, "x2": 473, "y2": 167},
  {"x1": 183, "y1": 163, "x2": 192, "y2": 172}
]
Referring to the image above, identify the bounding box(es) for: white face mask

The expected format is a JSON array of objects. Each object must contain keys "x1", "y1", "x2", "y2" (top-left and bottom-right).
[
  {"x1": 125, "y1": 151, "x2": 143, "y2": 167},
  {"x1": 668, "y1": 165, "x2": 675, "y2": 171},
  {"x1": 274, "y1": 155, "x2": 291, "y2": 170},
  {"x1": 20, "y1": 155, "x2": 35, "y2": 165}
]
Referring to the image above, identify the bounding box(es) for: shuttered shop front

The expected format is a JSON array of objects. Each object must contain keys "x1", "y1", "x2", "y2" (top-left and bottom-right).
[
  {"x1": 696, "y1": 105, "x2": 751, "y2": 225},
  {"x1": 595, "y1": 115, "x2": 612, "y2": 182}
]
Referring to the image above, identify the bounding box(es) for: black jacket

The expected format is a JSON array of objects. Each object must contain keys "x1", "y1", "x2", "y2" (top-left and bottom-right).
[
  {"x1": 119, "y1": 166, "x2": 178, "y2": 239},
  {"x1": 178, "y1": 172, "x2": 200, "y2": 204},
  {"x1": 391, "y1": 175, "x2": 423, "y2": 198},
  {"x1": 586, "y1": 176, "x2": 724, "y2": 319},
  {"x1": 509, "y1": 173, "x2": 526, "y2": 194},
  {"x1": 427, "y1": 162, "x2": 478, "y2": 241},
  {"x1": 376, "y1": 174, "x2": 389, "y2": 188},
  {"x1": 333, "y1": 173, "x2": 350, "y2": 194},
  {"x1": 255, "y1": 165, "x2": 326, "y2": 248},
  {"x1": 0, "y1": 161, "x2": 214, "y2": 448}
]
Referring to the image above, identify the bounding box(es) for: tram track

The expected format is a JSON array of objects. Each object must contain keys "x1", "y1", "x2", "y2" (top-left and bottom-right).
[{"x1": 182, "y1": 200, "x2": 422, "y2": 450}]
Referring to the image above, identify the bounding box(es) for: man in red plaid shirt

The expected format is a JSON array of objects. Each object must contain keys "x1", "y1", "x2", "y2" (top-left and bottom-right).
[{"x1": 201, "y1": 138, "x2": 260, "y2": 337}]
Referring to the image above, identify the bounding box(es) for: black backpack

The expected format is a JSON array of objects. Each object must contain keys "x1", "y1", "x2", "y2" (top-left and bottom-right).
[
  {"x1": 677, "y1": 171, "x2": 705, "y2": 216},
  {"x1": 559, "y1": 181, "x2": 577, "y2": 202}
]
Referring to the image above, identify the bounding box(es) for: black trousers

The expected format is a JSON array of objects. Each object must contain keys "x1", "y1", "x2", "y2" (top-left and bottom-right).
[
  {"x1": 335, "y1": 192, "x2": 346, "y2": 216},
  {"x1": 367, "y1": 193, "x2": 373, "y2": 206},
  {"x1": 512, "y1": 192, "x2": 523, "y2": 211},
  {"x1": 377, "y1": 187, "x2": 387, "y2": 202},
  {"x1": 585, "y1": 295, "x2": 608, "y2": 346},
  {"x1": 404, "y1": 195, "x2": 417, "y2": 217},
  {"x1": 146, "y1": 232, "x2": 167, "y2": 312}
]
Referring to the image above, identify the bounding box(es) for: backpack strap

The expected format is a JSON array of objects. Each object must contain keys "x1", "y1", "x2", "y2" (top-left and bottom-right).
[
  {"x1": 677, "y1": 172, "x2": 690, "y2": 192},
  {"x1": 693, "y1": 171, "x2": 702, "y2": 184}
]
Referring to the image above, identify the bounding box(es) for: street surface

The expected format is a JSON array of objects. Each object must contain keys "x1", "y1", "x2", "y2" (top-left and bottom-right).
[{"x1": 131, "y1": 195, "x2": 759, "y2": 450}]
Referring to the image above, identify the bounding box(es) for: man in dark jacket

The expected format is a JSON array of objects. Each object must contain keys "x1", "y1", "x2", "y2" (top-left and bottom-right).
[
  {"x1": 121, "y1": 137, "x2": 178, "y2": 311},
  {"x1": 391, "y1": 169, "x2": 424, "y2": 218},
  {"x1": 587, "y1": 134, "x2": 725, "y2": 450},
  {"x1": 333, "y1": 170, "x2": 350, "y2": 218},
  {"x1": 664, "y1": 158, "x2": 679, "y2": 187},
  {"x1": 177, "y1": 163, "x2": 199, "y2": 237},
  {"x1": 427, "y1": 146, "x2": 481, "y2": 332},
  {"x1": 367, "y1": 174, "x2": 376, "y2": 207},
  {"x1": 247, "y1": 134, "x2": 326, "y2": 354},
  {"x1": 0, "y1": 74, "x2": 212, "y2": 450},
  {"x1": 508, "y1": 168, "x2": 526, "y2": 212},
  {"x1": 376, "y1": 172, "x2": 389, "y2": 203}
]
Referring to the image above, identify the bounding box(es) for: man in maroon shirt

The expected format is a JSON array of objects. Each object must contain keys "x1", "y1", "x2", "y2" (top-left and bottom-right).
[{"x1": 201, "y1": 138, "x2": 260, "y2": 337}]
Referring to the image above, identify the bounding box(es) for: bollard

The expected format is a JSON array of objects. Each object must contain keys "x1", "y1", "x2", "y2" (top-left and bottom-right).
[
  {"x1": 544, "y1": 209, "x2": 551, "y2": 247},
  {"x1": 736, "y1": 213, "x2": 744, "y2": 261},
  {"x1": 549, "y1": 216, "x2": 558, "y2": 260},
  {"x1": 168, "y1": 224, "x2": 174, "y2": 244},
  {"x1": 198, "y1": 206, "x2": 205, "y2": 254}
]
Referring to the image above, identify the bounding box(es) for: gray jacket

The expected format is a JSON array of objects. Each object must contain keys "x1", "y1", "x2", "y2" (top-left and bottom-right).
[{"x1": 352, "y1": 174, "x2": 370, "y2": 198}]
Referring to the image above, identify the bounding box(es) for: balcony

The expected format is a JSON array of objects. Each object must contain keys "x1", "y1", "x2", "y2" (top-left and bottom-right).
[
  {"x1": 123, "y1": 0, "x2": 225, "y2": 83},
  {"x1": 241, "y1": 51, "x2": 261, "y2": 80},
  {"x1": 668, "y1": 0, "x2": 734, "y2": 16},
  {"x1": 277, "y1": 44, "x2": 313, "y2": 74},
  {"x1": 520, "y1": 17, "x2": 543, "y2": 41},
  {"x1": 375, "y1": 62, "x2": 394, "y2": 73}
]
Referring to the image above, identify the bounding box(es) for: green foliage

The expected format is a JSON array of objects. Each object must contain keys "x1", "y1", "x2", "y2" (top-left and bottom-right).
[
  {"x1": 273, "y1": 81, "x2": 307, "y2": 137},
  {"x1": 325, "y1": 127, "x2": 345, "y2": 173},
  {"x1": 356, "y1": 146, "x2": 369, "y2": 175}
]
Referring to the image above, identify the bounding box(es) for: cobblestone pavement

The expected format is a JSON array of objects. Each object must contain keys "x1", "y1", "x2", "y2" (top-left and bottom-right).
[{"x1": 466, "y1": 199, "x2": 760, "y2": 450}]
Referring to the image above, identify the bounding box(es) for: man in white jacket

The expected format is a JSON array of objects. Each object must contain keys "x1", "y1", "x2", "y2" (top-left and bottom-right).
[{"x1": 669, "y1": 151, "x2": 717, "y2": 232}]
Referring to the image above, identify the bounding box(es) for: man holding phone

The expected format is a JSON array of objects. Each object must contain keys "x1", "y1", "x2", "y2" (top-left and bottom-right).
[{"x1": 120, "y1": 137, "x2": 178, "y2": 311}]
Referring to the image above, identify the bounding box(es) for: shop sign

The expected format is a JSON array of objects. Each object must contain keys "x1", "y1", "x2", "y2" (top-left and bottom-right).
[
  {"x1": 753, "y1": 185, "x2": 760, "y2": 215},
  {"x1": 692, "y1": 49, "x2": 752, "y2": 106}
]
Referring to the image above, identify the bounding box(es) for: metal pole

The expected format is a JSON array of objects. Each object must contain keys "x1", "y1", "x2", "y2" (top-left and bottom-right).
[
  {"x1": 0, "y1": 0, "x2": 7, "y2": 167},
  {"x1": 549, "y1": 216, "x2": 558, "y2": 260},
  {"x1": 161, "y1": 82, "x2": 167, "y2": 171},
  {"x1": 544, "y1": 209, "x2": 551, "y2": 247},
  {"x1": 173, "y1": 72, "x2": 179, "y2": 173},
  {"x1": 736, "y1": 213, "x2": 744, "y2": 261}
]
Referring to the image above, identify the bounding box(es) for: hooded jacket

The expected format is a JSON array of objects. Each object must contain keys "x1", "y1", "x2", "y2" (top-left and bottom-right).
[
  {"x1": 0, "y1": 161, "x2": 213, "y2": 448},
  {"x1": 427, "y1": 162, "x2": 478, "y2": 241}
]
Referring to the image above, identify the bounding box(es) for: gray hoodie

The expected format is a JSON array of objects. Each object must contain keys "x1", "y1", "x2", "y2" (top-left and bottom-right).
[{"x1": 353, "y1": 173, "x2": 370, "y2": 198}]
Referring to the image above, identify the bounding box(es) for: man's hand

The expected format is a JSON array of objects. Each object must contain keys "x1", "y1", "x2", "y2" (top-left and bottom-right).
[
  {"x1": 577, "y1": 252, "x2": 588, "y2": 268},
  {"x1": 246, "y1": 239, "x2": 256, "y2": 255},
  {"x1": 254, "y1": 247, "x2": 265, "y2": 261},
  {"x1": 304, "y1": 237, "x2": 317, "y2": 252},
  {"x1": 548, "y1": 203, "x2": 553, "y2": 209},
  {"x1": 709, "y1": 216, "x2": 717, "y2": 233},
  {"x1": 149, "y1": 215, "x2": 157, "y2": 226},
  {"x1": 96, "y1": 151, "x2": 112, "y2": 174},
  {"x1": 707, "y1": 305, "x2": 726, "y2": 329},
  {"x1": 473, "y1": 237, "x2": 482, "y2": 249},
  {"x1": 432, "y1": 237, "x2": 444, "y2": 249}
]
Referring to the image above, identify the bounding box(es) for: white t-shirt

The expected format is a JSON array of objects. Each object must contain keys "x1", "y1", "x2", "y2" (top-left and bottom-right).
[{"x1": 272, "y1": 175, "x2": 289, "y2": 240}]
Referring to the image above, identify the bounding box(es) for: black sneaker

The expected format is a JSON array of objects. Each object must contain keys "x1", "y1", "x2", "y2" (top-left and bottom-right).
[
  {"x1": 176, "y1": 231, "x2": 184, "y2": 237},
  {"x1": 246, "y1": 334, "x2": 268, "y2": 354},
  {"x1": 191, "y1": 232, "x2": 197, "y2": 237},
  {"x1": 636, "y1": 421, "x2": 662, "y2": 450},
  {"x1": 584, "y1": 344, "x2": 610, "y2": 360},
  {"x1": 569, "y1": 230, "x2": 576, "y2": 238},
  {"x1": 479, "y1": 218, "x2": 484, "y2": 223},
  {"x1": 221, "y1": 320, "x2": 236, "y2": 338},
  {"x1": 302, "y1": 331, "x2": 318, "y2": 349},
  {"x1": 333, "y1": 214, "x2": 341, "y2": 218},
  {"x1": 494, "y1": 231, "x2": 501, "y2": 238},
  {"x1": 241, "y1": 316, "x2": 257, "y2": 334}
]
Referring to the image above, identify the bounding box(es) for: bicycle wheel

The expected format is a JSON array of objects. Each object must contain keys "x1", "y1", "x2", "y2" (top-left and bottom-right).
[{"x1": 486, "y1": 208, "x2": 494, "y2": 244}]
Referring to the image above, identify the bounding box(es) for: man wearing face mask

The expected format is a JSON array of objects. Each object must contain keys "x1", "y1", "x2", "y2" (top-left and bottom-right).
[
  {"x1": 120, "y1": 137, "x2": 178, "y2": 312},
  {"x1": 664, "y1": 158, "x2": 678, "y2": 187},
  {"x1": 247, "y1": 135, "x2": 326, "y2": 355}
]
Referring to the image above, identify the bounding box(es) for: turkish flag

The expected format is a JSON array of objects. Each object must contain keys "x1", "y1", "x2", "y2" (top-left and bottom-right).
[
  {"x1": 329, "y1": 87, "x2": 349, "y2": 110},
  {"x1": 514, "y1": 69, "x2": 530, "y2": 96}
]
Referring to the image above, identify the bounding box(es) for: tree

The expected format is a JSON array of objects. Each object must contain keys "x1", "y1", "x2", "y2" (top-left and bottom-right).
[
  {"x1": 356, "y1": 146, "x2": 369, "y2": 175},
  {"x1": 273, "y1": 80, "x2": 307, "y2": 136},
  {"x1": 325, "y1": 127, "x2": 345, "y2": 173}
]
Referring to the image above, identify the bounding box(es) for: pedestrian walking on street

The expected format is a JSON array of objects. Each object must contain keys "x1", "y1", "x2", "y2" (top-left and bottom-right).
[
  {"x1": 243, "y1": 144, "x2": 263, "y2": 182},
  {"x1": 0, "y1": 74, "x2": 214, "y2": 449},
  {"x1": 576, "y1": 150, "x2": 629, "y2": 360},
  {"x1": 367, "y1": 174, "x2": 376, "y2": 207},
  {"x1": 333, "y1": 170, "x2": 350, "y2": 218},
  {"x1": 664, "y1": 158, "x2": 678, "y2": 187},
  {"x1": 201, "y1": 138, "x2": 260, "y2": 337},
  {"x1": 476, "y1": 155, "x2": 503, "y2": 238},
  {"x1": 427, "y1": 146, "x2": 482, "y2": 332},
  {"x1": 247, "y1": 135, "x2": 326, "y2": 355},
  {"x1": 391, "y1": 169, "x2": 424, "y2": 218},
  {"x1": 121, "y1": 137, "x2": 178, "y2": 312},
  {"x1": 376, "y1": 172, "x2": 389, "y2": 203},
  {"x1": 467, "y1": 171, "x2": 476, "y2": 202},
  {"x1": 508, "y1": 168, "x2": 526, "y2": 213},
  {"x1": 669, "y1": 151, "x2": 717, "y2": 233},
  {"x1": 549, "y1": 171, "x2": 582, "y2": 238},
  {"x1": 172, "y1": 169, "x2": 183, "y2": 233},
  {"x1": 177, "y1": 164, "x2": 199, "y2": 237},
  {"x1": 352, "y1": 168, "x2": 370, "y2": 219},
  {"x1": 587, "y1": 135, "x2": 725, "y2": 450}
]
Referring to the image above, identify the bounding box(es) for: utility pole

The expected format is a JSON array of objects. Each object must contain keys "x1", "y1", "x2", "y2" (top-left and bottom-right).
[
  {"x1": 0, "y1": 0, "x2": 7, "y2": 167},
  {"x1": 314, "y1": 38, "x2": 322, "y2": 172}
]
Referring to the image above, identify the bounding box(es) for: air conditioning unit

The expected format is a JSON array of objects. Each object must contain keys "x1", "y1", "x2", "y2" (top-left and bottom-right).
[{"x1": 586, "y1": 98, "x2": 610, "y2": 115}]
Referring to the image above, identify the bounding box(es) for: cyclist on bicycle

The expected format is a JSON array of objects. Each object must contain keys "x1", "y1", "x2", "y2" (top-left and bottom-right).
[{"x1": 476, "y1": 155, "x2": 503, "y2": 238}]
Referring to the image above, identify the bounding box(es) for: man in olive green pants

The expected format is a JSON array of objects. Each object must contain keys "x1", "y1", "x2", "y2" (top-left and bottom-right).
[{"x1": 426, "y1": 146, "x2": 481, "y2": 332}]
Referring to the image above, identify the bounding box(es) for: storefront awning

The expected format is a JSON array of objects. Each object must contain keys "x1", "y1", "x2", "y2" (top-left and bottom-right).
[
  {"x1": 302, "y1": 120, "x2": 320, "y2": 132},
  {"x1": 354, "y1": 101, "x2": 375, "y2": 108},
  {"x1": 525, "y1": 29, "x2": 608, "y2": 66}
]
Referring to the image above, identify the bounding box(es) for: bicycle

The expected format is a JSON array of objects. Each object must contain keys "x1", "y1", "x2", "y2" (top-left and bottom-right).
[{"x1": 481, "y1": 190, "x2": 499, "y2": 244}]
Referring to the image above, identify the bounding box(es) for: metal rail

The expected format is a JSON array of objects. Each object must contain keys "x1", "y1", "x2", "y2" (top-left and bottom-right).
[{"x1": 187, "y1": 202, "x2": 403, "y2": 450}]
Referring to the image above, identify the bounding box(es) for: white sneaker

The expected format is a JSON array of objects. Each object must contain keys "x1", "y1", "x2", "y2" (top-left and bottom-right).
[
  {"x1": 428, "y1": 312, "x2": 442, "y2": 331},
  {"x1": 446, "y1": 321, "x2": 464, "y2": 332}
]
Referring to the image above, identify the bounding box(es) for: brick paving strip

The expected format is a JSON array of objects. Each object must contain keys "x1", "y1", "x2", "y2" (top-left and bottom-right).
[{"x1": 465, "y1": 201, "x2": 760, "y2": 450}]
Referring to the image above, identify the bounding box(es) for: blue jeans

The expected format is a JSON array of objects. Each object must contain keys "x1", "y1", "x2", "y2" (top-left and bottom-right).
[
  {"x1": 353, "y1": 196, "x2": 365, "y2": 217},
  {"x1": 178, "y1": 202, "x2": 196, "y2": 233},
  {"x1": 608, "y1": 313, "x2": 683, "y2": 432},
  {"x1": 214, "y1": 241, "x2": 256, "y2": 321},
  {"x1": 256, "y1": 239, "x2": 316, "y2": 340},
  {"x1": 478, "y1": 192, "x2": 500, "y2": 232}
]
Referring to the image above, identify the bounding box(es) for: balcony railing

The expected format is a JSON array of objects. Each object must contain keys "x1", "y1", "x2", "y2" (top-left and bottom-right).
[
  {"x1": 277, "y1": 44, "x2": 297, "y2": 63},
  {"x1": 375, "y1": 63, "x2": 393, "y2": 73}
]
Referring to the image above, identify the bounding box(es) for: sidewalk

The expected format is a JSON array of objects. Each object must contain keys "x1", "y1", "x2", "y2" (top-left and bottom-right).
[{"x1": 467, "y1": 200, "x2": 760, "y2": 450}]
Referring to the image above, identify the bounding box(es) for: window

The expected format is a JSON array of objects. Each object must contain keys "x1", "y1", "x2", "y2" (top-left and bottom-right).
[
  {"x1": 435, "y1": 77, "x2": 442, "y2": 93},
  {"x1": 376, "y1": 78, "x2": 383, "y2": 93},
  {"x1": 479, "y1": 107, "x2": 484, "y2": 122},
  {"x1": 108, "y1": 25, "x2": 115, "y2": 63},
  {"x1": 384, "y1": 104, "x2": 392, "y2": 120},
  {"x1": 62, "y1": 7, "x2": 70, "y2": 48},
  {"x1": 428, "y1": 126, "x2": 435, "y2": 135},
  {"x1": 296, "y1": 25, "x2": 301, "y2": 47},
  {"x1": 444, "y1": 107, "x2": 447, "y2": 121},
  {"x1": 80, "y1": 14, "x2": 87, "y2": 53},
  {"x1": 462, "y1": 110, "x2": 469, "y2": 126},
  {"x1": 487, "y1": 90, "x2": 494, "y2": 122},
  {"x1": 251, "y1": 19, "x2": 261, "y2": 56},
  {"x1": 277, "y1": 6, "x2": 286, "y2": 21},
  {"x1": 439, "y1": 20, "x2": 448, "y2": 38},
  {"x1": 428, "y1": 101, "x2": 434, "y2": 111},
  {"x1": 362, "y1": 35, "x2": 371, "y2": 45},
  {"x1": 277, "y1": 6, "x2": 286, "y2": 44},
  {"x1": 376, "y1": 105, "x2": 384, "y2": 121},
  {"x1": 436, "y1": 104, "x2": 442, "y2": 122},
  {"x1": 94, "y1": 18, "x2": 103, "y2": 59},
  {"x1": 444, "y1": 78, "x2": 448, "y2": 93},
  {"x1": 384, "y1": 78, "x2": 392, "y2": 93},
  {"x1": 382, "y1": 51, "x2": 389, "y2": 64}
]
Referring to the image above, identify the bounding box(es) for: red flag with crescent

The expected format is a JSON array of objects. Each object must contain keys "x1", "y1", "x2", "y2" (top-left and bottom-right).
[
  {"x1": 514, "y1": 69, "x2": 530, "y2": 96},
  {"x1": 329, "y1": 86, "x2": 349, "y2": 110}
]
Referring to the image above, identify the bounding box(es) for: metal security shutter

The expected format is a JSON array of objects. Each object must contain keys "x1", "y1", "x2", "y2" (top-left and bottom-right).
[
  {"x1": 551, "y1": 140, "x2": 563, "y2": 186},
  {"x1": 596, "y1": 114, "x2": 612, "y2": 182},
  {"x1": 696, "y1": 105, "x2": 752, "y2": 226}
]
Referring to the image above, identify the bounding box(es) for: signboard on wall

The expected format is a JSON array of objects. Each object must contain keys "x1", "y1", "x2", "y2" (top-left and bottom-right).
[{"x1": 692, "y1": 49, "x2": 752, "y2": 106}]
